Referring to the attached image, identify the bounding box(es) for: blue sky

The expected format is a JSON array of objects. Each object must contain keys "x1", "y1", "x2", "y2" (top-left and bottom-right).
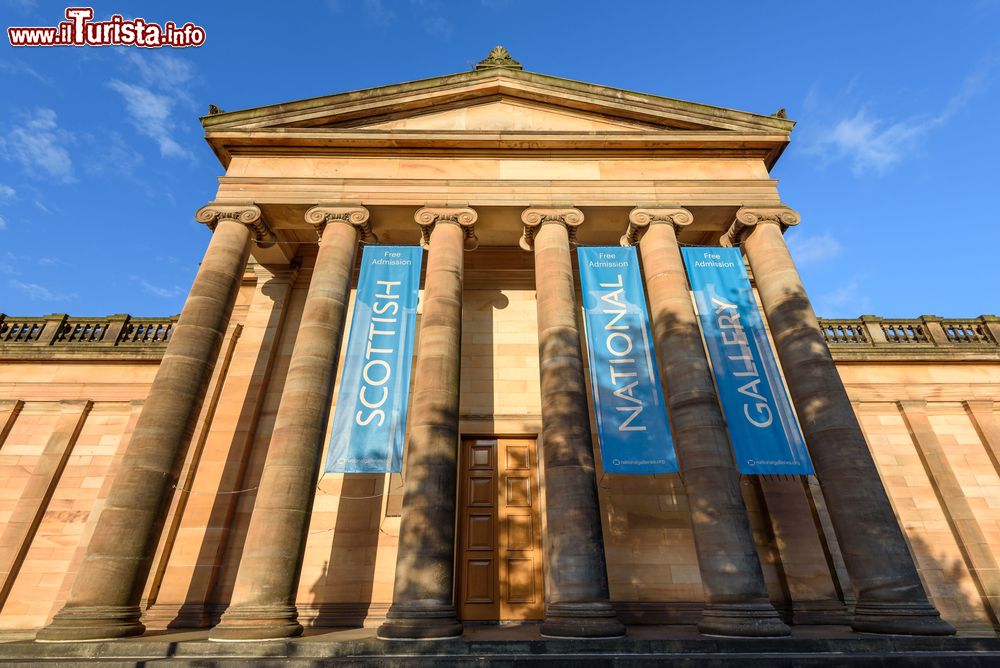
[{"x1": 1, "y1": 1, "x2": 997, "y2": 318}]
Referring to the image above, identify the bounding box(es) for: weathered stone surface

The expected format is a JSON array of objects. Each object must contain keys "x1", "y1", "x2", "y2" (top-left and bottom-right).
[
  {"x1": 632, "y1": 208, "x2": 788, "y2": 637},
  {"x1": 210, "y1": 209, "x2": 365, "y2": 641},
  {"x1": 733, "y1": 208, "x2": 954, "y2": 636}
]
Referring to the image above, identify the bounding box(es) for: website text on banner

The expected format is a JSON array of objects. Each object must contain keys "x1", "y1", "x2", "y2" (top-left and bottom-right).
[
  {"x1": 681, "y1": 246, "x2": 813, "y2": 475},
  {"x1": 325, "y1": 246, "x2": 422, "y2": 473},
  {"x1": 577, "y1": 246, "x2": 678, "y2": 474}
]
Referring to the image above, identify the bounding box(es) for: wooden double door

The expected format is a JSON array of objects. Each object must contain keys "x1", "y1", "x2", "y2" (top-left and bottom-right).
[{"x1": 458, "y1": 438, "x2": 545, "y2": 621}]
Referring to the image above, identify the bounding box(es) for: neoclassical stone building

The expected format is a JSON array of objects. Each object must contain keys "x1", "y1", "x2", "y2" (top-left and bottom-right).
[{"x1": 2, "y1": 48, "x2": 1000, "y2": 646}]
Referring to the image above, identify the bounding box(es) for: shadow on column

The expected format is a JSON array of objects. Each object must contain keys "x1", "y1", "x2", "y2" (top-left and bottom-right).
[
  {"x1": 309, "y1": 473, "x2": 386, "y2": 628},
  {"x1": 165, "y1": 277, "x2": 293, "y2": 630}
]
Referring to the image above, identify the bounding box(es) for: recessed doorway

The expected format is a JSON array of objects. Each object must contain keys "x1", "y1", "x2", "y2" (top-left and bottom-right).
[{"x1": 457, "y1": 437, "x2": 544, "y2": 621}]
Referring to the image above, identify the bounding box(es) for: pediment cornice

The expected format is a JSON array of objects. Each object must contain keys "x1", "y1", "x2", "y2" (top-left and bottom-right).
[{"x1": 202, "y1": 68, "x2": 794, "y2": 168}]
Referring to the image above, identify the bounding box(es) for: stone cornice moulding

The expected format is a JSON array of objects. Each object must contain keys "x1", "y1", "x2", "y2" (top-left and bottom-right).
[
  {"x1": 519, "y1": 207, "x2": 584, "y2": 251},
  {"x1": 414, "y1": 206, "x2": 479, "y2": 251},
  {"x1": 721, "y1": 205, "x2": 800, "y2": 247},
  {"x1": 195, "y1": 201, "x2": 276, "y2": 248},
  {"x1": 621, "y1": 206, "x2": 693, "y2": 246},
  {"x1": 304, "y1": 204, "x2": 376, "y2": 244},
  {"x1": 200, "y1": 70, "x2": 794, "y2": 136}
]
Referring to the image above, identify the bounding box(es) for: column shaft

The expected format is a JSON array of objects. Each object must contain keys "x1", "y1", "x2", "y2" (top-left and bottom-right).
[
  {"x1": 38, "y1": 217, "x2": 252, "y2": 641},
  {"x1": 739, "y1": 215, "x2": 953, "y2": 635},
  {"x1": 211, "y1": 216, "x2": 361, "y2": 640},
  {"x1": 378, "y1": 215, "x2": 468, "y2": 640},
  {"x1": 526, "y1": 211, "x2": 624, "y2": 639},
  {"x1": 635, "y1": 214, "x2": 789, "y2": 636}
]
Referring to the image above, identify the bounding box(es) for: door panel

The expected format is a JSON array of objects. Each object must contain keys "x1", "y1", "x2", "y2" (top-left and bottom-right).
[{"x1": 458, "y1": 438, "x2": 544, "y2": 621}]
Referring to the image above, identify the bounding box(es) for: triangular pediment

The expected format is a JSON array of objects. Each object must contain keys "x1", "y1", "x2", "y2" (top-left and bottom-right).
[
  {"x1": 203, "y1": 68, "x2": 793, "y2": 135},
  {"x1": 346, "y1": 99, "x2": 666, "y2": 132},
  {"x1": 201, "y1": 64, "x2": 794, "y2": 168}
]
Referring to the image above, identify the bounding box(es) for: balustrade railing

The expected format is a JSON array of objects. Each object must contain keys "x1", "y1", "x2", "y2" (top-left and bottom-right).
[
  {"x1": 818, "y1": 315, "x2": 1000, "y2": 349},
  {"x1": 0, "y1": 313, "x2": 178, "y2": 350},
  {"x1": 119, "y1": 319, "x2": 174, "y2": 344},
  {"x1": 2, "y1": 312, "x2": 997, "y2": 354},
  {"x1": 0, "y1": 318, "x2": 47, "y2": 343},
  {"x1": 941, "y1": 320, "x2": 995, "y2": 344},
  {"x1": 819, "y1": 320, "x2": 868, "y2": 344}
]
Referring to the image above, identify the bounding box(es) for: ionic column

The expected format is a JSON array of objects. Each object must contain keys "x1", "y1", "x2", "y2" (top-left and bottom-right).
[
  {"x1": 378, "y1": 206, "x2": 477, "y2": 640},
  {"x1": 520, "y1": 207, "x2": 625, "y2": 639},
  {"x1": 624, "y1": 208, "x2": 789, "y2": 636},
  {"x1": 723, "y1": 206, "x2": 954, "y2": 635},
  {"x1": 210, "y1": 205, "x2": 373, "y2": 641},
  {"x1": 37, "y1": 203, "x2": 269, "y2": 641}
]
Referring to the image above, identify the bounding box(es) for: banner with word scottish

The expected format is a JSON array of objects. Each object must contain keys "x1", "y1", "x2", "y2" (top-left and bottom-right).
[
  {"x1": 325, "y1": 246, "x2": 422, "y2": 473},
  {"x1": 577, "y1": 246, "x2": 678, "y2": 474},
  {"x1": 681, "y1": 246, "x2": 813, "y2": 474}
]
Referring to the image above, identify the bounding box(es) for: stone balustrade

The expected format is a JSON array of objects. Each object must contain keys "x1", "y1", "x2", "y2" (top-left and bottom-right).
[
  {"x1": 818, "y1": 315, "x2": 1000, "y2": 360},
  {"x1": 0, "y1": 313, "x2": 178, "y2": 359},
  {"x1": 4, "y1": 311, "x2": 997, "y2": 360}
]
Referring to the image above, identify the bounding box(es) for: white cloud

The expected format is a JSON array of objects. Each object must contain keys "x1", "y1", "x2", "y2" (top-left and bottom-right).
[
  {"x1": 125, "y1": 51, "x2": 194, "y2": 89},
  {"x1": 107, "y1": 52, "x2": 197, "y2": 159},
  {"x1": 786, "y1": 231, "x2": 843, "y2": 266},
  {"x1": 806, "y1": 65, "x2": 994, "y2": 175},
  {"x1": 0, "y1": 214, "x2": 6, "y2": 230},
  {"x1": 9, "y1": 279, "x2": 72, "y2": 302},
  {"x1": 3, "y1": 0, "x2": 38, "y2": 10},
  {"x1": 0, "y1": 183, "x2": 15, "y2": 201},
  {"x1": 423, "y1": 16, "x2": 453, "y2": 38},
  {"x1": 0, "y1": 59, "x2": 49, "y2": 84},
  {"x1": 108, "y1": 80, "x2": 189, "y2": 158},
  {"x1": 137, "y1": 278, "x2": 184, "y2": 298},
  {"x1": 3, "y1": 108, "x2": 74, "y2": 182},
  {"x1": 815, "y1": 277, "x2": 872, "y2": 317}
]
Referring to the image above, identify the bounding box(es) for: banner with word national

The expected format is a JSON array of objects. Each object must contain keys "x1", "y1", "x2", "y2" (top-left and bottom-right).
[
  {"x1": 681, "y1": 246, "x2": 813, "y2": 475},
  {"x1": 577, "y1": 246, "x2": 678, "y2": 474},
  {"x1": 325, "y1": 246, "x2": 422, "y2": 473}
]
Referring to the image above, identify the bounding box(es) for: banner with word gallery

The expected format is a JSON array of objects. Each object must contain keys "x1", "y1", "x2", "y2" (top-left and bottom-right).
[
  {"x1": 324, "y1": 246, "x2": 422, "y2": 473},
  {"x1": 681, "y1": 246, "x2": 813, "y2": 475},
  {"x1": 577, "y1": 246, "x2": 678, "y2": 474}
]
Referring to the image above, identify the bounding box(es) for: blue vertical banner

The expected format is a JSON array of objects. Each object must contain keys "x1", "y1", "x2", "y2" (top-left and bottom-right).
[
  {"x1": 324, "y1": 246, "x2": 422, "y2": 473},
  {"x1": 681, "y1": 246, "x2": 813, "y2": 475},
  {"x1": 577, "y1": 246, "x2": 678, "y2": 474}
]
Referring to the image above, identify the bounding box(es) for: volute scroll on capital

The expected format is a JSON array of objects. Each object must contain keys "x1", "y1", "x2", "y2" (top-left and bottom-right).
[
  {"x1": 195, "y1": 202, "x2": 276, "y2": 248},
  {"x1": 414, "y1": 206, "x2": 479, "y2": 251},
  {"x1": 304, "y1": 205, "x2": 376, "y2": 244},
  {"x1": 621, "y1": 207, "x2": 693, "y2": 247},
  {"x1": 519, "y1": 207, "x2": 584, "y2": 251},
  {"x1": 721, "y1": 206, "x2": 801, "y2": 247}
]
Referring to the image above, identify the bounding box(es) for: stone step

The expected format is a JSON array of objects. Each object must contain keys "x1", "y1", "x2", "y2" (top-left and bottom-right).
[{"x1": 3, "y1": 633, "x2": 1000, "y2": 666}]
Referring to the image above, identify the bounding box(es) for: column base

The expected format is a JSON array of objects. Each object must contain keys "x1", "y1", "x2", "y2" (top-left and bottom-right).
[
  {"x1": 540, "y1": 602, "x2": 626, "y2": 639},
  {"x1": 208, "y1": 604, "x2": 303, "y2": 641},
  {"x1": 377, "y1": 603, "x2": 463, "y2": 640},
  {"x1": 851, "y1": 601, "x2": 956, "y2": 636},
  {"x1": 35, "y1": 605, "x2": 145, "y2": 642},
  {"x1": 698, "y1": 602, "x2": 791, "y2": 638}
]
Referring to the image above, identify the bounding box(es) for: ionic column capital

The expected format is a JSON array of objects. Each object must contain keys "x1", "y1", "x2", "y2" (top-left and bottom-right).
[
  {"x1": 304, "y1": 204, "x2": 375, "y2": 244},
  {"x1": 195, "y1": 201, "x2": 276, "y2": 248},
  {"x1": 721, "y1": 206, "x2": 800, "y2": 247},
  {"x1": 415, "y1": 206, "x2": 478, "y2": 251},
  {"x1": 519, "y1": 207, "x2": 584, "y2": 251},
  {"x1": 621, "y1": 206, "x2": 693, "y2": 246}
]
